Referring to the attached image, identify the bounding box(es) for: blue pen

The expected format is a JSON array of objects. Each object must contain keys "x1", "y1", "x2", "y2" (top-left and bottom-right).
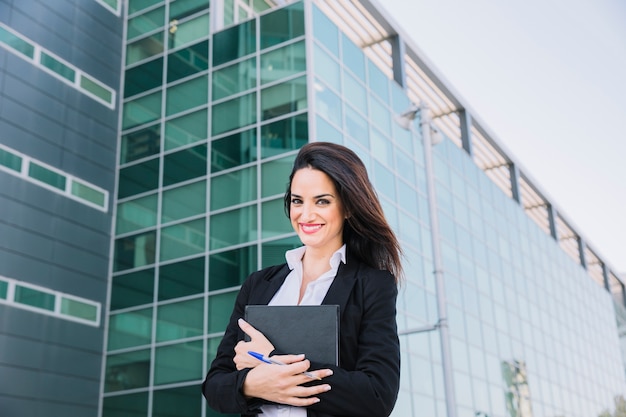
[{"x1": 248, "y1": 351, "x2": 321, "y2": 380}]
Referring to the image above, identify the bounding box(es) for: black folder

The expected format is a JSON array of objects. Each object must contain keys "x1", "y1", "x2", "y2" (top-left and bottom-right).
[{"x1": 244, "y1": 305, "x2": 340, "y2": 366}]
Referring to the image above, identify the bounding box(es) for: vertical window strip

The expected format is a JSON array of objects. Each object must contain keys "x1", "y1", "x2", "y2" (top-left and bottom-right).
[
  {"x1": 95, "y1": 0, "x2": 122, "y2": 16},
  {"x1": 0, "y1": 22, "x2": 116, "y2": 109},
  {"x1": 0, "y1": 143, "x2": 109, "y2": 212},
  {"x1": 0, "y1": 275, "x2": 101, "y2": 327}
]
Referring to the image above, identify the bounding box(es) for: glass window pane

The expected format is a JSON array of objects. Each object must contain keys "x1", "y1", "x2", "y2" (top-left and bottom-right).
[
  {"x1": 370, "y1": 96, "x2": 391, "y2": 136},
  {"x1": 211, "y1": 128, "x2": 257, "y2": 173},
  {"x1": 260, "y1": 41, "x2": 305, "y2": 86},
  {"x1": 342, "y1": 33, "x2": 365, "y2": 80},
  {"x1": 262, "y1": 198, "x2": 291, "y2": 238},
  {"x1": 212, "y1": 20, "x2": 256, "y2": 66},
  {"x1": 261, "y1": 235, "x2": 300, "y2": 268},
  {"x1": 259, "y1": 2, "x2": 304, "y2": 49},
  {"x1": 120, "y1": 123, "x2": 160, "y2": 164},
  {"x1": 260, "y1": 114, "x2": 307, "y2": 159},
  {"x1": 160, "y1": 218, "x2": 206, "y2": 262},
  {"x1": 212, "y1": 57, "x2": 256, "y2": 101},
  {"x1": 164, "y1": 109, "x2": 207, "y2": 151},
  {"x1": 0, "y1": 25, "x2": 35, "y2": 58},
  {"x1": 261, "y1": 75, "x2": 306, "y2": 121},
  {"x1": 166, "y1": 76, "x2": 208, "y2": 116},
  {"x1": 373, "y1": 159, "x2": 396, "y2": 201},
  {"x1": 156, "y1": 298, "x2": 203, "y2": 342},
  {"x1": 0, "y1": 147, "x2": 22, "y2": 172},
  {"x1": 80, "y1": 74, "x2": 114, "y2": 104},
  {"x1": 312, "y1": 5, "x2": 338, "y2": 57},
  {"x1": 163, "y1": 143, "x2": 207, "y2": 186},
  {"x1": 0, "y1": 279, "x2": 7, "y2": 299},
  {"x1": 368, "y1": 60, "x2": 389, "y2": 102},
  {"x1": 162, "y1": 180, "x2": 206, "y2": 223},
  {"x1": 210, "y1": 166, "x2": 256, "y2": 211},
  {"x1": 126, "y1": 32, "x2": 164, "y2": 66},
  {"x1": 116, "y1": 194, "x2": 157, "y2": 235},
  {"x1": 345, "y1": 104, "x2": 369, "y2": 148},
  {"x1": 118, "y1": 157, "x2": 159, "y2": 199},
  {"x1": 168, "y1": 14, "x2": 210, "y2": 49},
  {"x1": 371, "y1": 128, "x2": 393, "y2": 166},
  {"x1": 170, "y1": 0, "x2": 210, "y2": 20},
  {"x1": 71, "y1": 180, "x2": 106, "y2": 207},
  {"x1": 208, "y1": 291, "x2": 237, "y2": 333},
  {"x1": 315, "y1": 80, "x2": 341, "y2": 128},
  {"x1": 14, "y1": 286, "x2": 55, "y2": 311},
  {"x1": 261, "y1": 154, "x2": 294, "y2": 198},
  {"x1": 28, "y1": 162, "x2": 66, "y2": 190},
  {"x1": 153, "y1": 386, "x2": 202, "y2": 417},
  {"x1": 122, "y1": 90, "x2": 162, "y2": 130},
  {"x1": 167, "y1": 40, "x2": 209, "y2": 83},
  {"x1": 316, "y1": 114, "x2": 342, "y2": 144},
  {"x1": 209, "y1": 245, "x2": 256, "y2": 291},
  {"x1": 211, "y1": 92, "x2": 256, "y2": 135},
  {"x1": 104, "y1": 349, "x2": 151, "y2": 392},
  {"x1": 209, "y1": 205, "x2": 257, "y2": 250},
  {"x1": 41, "y1": 51, "x2": 75, "y2": 82},
  {"x1": 343, "y1": 70, "x2": 367, "y2": 116},
  {"x1": 108, "y1": 308, "x2": 153, "y2": 350},
  {"x1": 127, "y1": 6, "x2": 164, "y2": 40},
  {"x1": 154, "y1": 340, "x2": 203, "y2": 385},
  {"x1": 114, "y1": 231, "x2": 156, "y2": 271},
  {"x1": 111, "y1": 269, "x2": 155, "y2": 310},
  {"x1": 125, "y1": 57, "x2": 163, "y2": 97},
  {"x1": 102, "y1": 391, "x2": 148, "y2": 417},
  {"x1": 314, "y1": 44, "x2": 340, "y2": 92},
  {"x1": 61, "y1": 297, "x2": 98, "y2": 322},
  {"x1": 159, "y1": 257, "x2": 205, "y2": 301},
  {"x1": 128, "y1": 0, "x2": 160, "y2": 14}
]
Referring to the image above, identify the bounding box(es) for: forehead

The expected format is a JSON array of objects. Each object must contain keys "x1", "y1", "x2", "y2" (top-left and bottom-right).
[{"x1": 290, "y1": 167, "x2": 336, "y2": 193}]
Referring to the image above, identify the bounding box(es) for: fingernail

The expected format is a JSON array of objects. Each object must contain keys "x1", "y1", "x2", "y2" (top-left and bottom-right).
[{"x1": 324, "y1": 385, "x2": 331, "y2": 391}]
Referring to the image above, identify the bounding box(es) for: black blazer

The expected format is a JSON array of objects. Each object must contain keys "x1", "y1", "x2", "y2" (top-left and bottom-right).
[{"x1": 202, "y1": 255, "x2": 400, "y2": 417}]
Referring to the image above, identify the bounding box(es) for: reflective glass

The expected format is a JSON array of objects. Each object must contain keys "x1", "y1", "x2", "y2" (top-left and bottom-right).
[
  {"x1": 211, "y1": 92, "x2": 257, "y2": 135},
  {"x1": 260, "y1": 114, "x2": 307, "y2": 159},
  {"x1": 111, "y1": 269, "x2": 155, "y2": 310},
  {"x1": 41, "y1": 52, "x2": 75, "y2": 82},
  {"x1": 159, "y1": 257, "x2": 205, "y2": 301},
  {"x1": 120, "y1": 123, "x2": 160, "y2": 164},
  {"x1": 0, "y1": 147, "x2": 22, "y2": 172},
  {"x1": 369, "y1": 96, "x2": 391, "y2": 137},
  {"x1": 260, "y1": 41, "x2": 305, "y2": 85},
  {"x1": 372, "y1": 159, "x2": 395, "y2": 201},
  {"x1": 118, "y1": 157, "x2": 159, "y2": 199},
  {"x1": 0, "y1": 26, "x2": 35, "y2": 58},
  {"x1": 14, "y1": 286, "x2": 54, "y2": 311},
  {"x1": 208, "y1": 291, "x2": 237, "y2": 332},
  {"x1": 261, "y1": 235, "x2": 301, "y2": 268},
  {"x1": 164, "y1": 109, "x2": 207, "y2": 150},
  {"x1": 102, "y1": 391, "x2": 148, "y2": 417},
  {"x1": 122, "y1": 90, "x2": 162, "y2": 130},
  {"x1": 344, "y1": 104, "x2": 368, "y2": 148},
  {"x1": 397, "y1": 180, "x2": 418, "y2": 218},
  {"x1": 126, "y1": 33, "x2": 164, "y2": 65},
  {"x1": 162, "y1": 180, "x2": 206, "y2": 223},
  {"x1": 262, "y1": 198, "x2": 292, "y2": 238},
  {"x1": 209, "y1": 204, "x2": 257, "y2": 250},
  {"x1": 312, "y1": 5, "x2": 338, "y2": 57},
  {"x1": 314, "y1": 44, "x2": 340, "y2": 92},
  {"x1": 163, "y1": 143, "x2": 207, "y2": 186},
  {"x1": 209, "y1": 245, "x2": 256, "y2": 291},
  {"x1": 212, "y1": 57, "x2": 256, "y2": 101},
  {"x1": 168, "y1": 14, "x2": 210, "y2": 49},
  {"x1": 166, "y1": 76, "x2": 208, "y2": 116},
  {"x1": 127, "y1": 6, "x2": 164, "y2": 40},
  {"x1": 160, "y1": 218, "x2": 206, "y2": 261},
  {"x1": 211, "y1": 166, "x2": 257, "y2": 211},
  {"x1": 113, "y1": 231, "x2": 156, "y2": 271},
  {"x1": 28, "y1": 162, "x2": 66, "y2": 191},
  {"x1": 71, "y1": 180, "x2": 106, "y2": 207},
  {"x1": 368, "y1": 60, "x2": 389, "y2": 102},
  {"x1": 343, "y1": 70, "x2": 367, "y2": 116},
  {"x1": 261, "y1": 154, "x2": 295, "y2": 198},
  {"x1": 154, "y1": 340, "x2": 203, "y2": 385},
  {"x1": 116, "y1": 193, "x2": 157, "y2": 235},
  {"x1": 104, "y1": 349, "x2": 151, "y2": 392},
  {"x1": 315, "y1": 80, "x2": 342, "y2": 128},
  {"x1": 211, "y1": 128, "x2": 257, "y2": 172},
  {"x1": 156, "y1": 298, "x2": 204, "y2": 342},
  {"x1": 0, "y1": 279, "x2": 7, "y2": 299},
  {"x1": 108, "y1": 307, "x2": 152, "y2": 350},
  {"x1": 153, "y1": 386, "x2": 202, "y2": 417},
  {"x1": 261, "y1": 75, "x2": 306, "y2": 121},
  {"x1": 395, "y1": 148, "x2": 416, "y2": 184},
  {"x1": 128, "y1": 0, "x2": 160, "y2": 14},
  {"x1": 213, "y1": 20, "x2": 256, "y2": 66},
  {"x1": 81, "y1": 74, "x2": 114, "y2": 104},
  {"x1": 126, "y1": 57, "x2": 163, "y2": 98},
  {"x1": 167, "y1": 40, "x2": 209, "y2": 83},
  {"x1": 316, "y1": 114, "x2": 342, "y2": 144},
  {"x1": 341, "y1": 33, "x2": 365, "y2": 80},
  {"x1": 259, "y1": 2, "x2": 304, "y2": 49},
  {"x1": 370, "y1": 128, "x2": 393, "y2": 166},
  {"x1": 170, "y1": 0, "x2": 210, "y2": 20}
]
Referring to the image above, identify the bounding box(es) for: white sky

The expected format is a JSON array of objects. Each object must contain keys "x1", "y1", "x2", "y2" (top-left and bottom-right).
[{"x1": 383, "y1": 0, "x2": 626, "y2": 275}]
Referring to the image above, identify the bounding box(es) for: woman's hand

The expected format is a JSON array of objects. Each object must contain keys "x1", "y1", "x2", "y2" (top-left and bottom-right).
[
  {"x1": 233, "y1": 318, "x2": 275, "y2": 370},
  {"x1": 242, "y1": 355, "x2": 332, "y2": 406}
]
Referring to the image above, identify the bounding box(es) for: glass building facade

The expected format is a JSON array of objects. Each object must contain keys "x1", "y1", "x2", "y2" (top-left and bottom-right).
[{"x1": 1, "y1": 1, "x2": 625, "y2": 417}]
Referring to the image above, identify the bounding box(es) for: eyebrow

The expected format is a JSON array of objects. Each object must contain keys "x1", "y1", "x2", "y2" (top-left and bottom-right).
[{"x1": 291, "y1": 193, "x2": 335, "y2": 199}]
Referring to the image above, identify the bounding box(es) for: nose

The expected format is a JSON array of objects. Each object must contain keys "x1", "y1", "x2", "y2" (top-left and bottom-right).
[{"x1": 300, "y1": 201, "x2": 315, "y2": 222}]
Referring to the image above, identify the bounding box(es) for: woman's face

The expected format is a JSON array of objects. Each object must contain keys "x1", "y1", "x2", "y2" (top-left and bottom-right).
[{"x1": 289, "y1": 167, "x2": 345, "y2": 253}]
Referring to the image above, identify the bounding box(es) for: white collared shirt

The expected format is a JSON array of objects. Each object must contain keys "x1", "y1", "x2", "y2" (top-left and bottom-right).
[{"x1": 260, "y1": 244, "x2": 346, "y2": 417}]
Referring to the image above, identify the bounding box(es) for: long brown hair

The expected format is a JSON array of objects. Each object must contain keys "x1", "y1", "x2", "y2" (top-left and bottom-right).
[{"x1": 284, "y1": 142, "x2": 403, "y2": 283}]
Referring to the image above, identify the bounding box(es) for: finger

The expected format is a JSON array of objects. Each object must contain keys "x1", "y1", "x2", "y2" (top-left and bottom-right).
[
  {"x1": 271, "y1": 354, "x2": 306, "y2": 365},
  {"x1": 238, "y1": 318, "x2": 265, "y2": 340}
]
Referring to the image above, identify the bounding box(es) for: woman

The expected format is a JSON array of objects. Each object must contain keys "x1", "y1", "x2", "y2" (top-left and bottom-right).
[{"x1": 203, "y1": 142, "x2": 403, "y2": 417}]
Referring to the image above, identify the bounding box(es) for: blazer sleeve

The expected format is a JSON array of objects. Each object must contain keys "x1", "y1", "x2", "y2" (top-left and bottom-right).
[{"x1": 308, "y1": 268, "x2": 400, "y2": 417}]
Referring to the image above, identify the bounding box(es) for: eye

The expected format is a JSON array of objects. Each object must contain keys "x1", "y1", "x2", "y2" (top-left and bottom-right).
[
  {"x1": 316, "y1": 199, "x2": 330, "y2": 205},
  {"x1": 291, "y1": 197, "x2": 302, "y2": 205}
]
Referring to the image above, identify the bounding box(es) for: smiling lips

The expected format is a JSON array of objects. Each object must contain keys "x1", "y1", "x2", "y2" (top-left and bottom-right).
[{"x1": 300, "y1": 223, "x2": 323, "y2": 233}]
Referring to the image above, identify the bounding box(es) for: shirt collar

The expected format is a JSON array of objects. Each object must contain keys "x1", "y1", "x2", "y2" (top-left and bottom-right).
[{"x1": 286, "y1": 244, "x2": 347, "y2": 270}]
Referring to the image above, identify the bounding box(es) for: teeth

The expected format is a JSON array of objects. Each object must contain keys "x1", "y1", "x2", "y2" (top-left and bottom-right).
[{"x1": 302, "y1": 224, "x2": 322, "y2": 232}]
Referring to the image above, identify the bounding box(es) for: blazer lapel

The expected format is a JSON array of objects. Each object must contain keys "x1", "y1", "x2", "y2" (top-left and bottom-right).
[
  {"x1": 249, "y1": 263, "x2": 291, "y2": 305},
  {"x1": 322, "y1": 259, "x2": 358, "y2": 316}
]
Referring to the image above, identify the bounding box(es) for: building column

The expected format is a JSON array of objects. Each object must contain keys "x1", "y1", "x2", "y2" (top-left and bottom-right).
[
  {"x1": 459, "y1": 109, "x2": 473, "y2": 157},
  {"x1": 390, "y1": 34, "x2": 406, "y2": 88}
]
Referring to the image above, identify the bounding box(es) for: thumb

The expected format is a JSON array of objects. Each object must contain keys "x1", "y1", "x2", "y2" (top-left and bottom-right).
[{"x1": 238, "y1": 318, "x2": 264, "y2": 340}]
